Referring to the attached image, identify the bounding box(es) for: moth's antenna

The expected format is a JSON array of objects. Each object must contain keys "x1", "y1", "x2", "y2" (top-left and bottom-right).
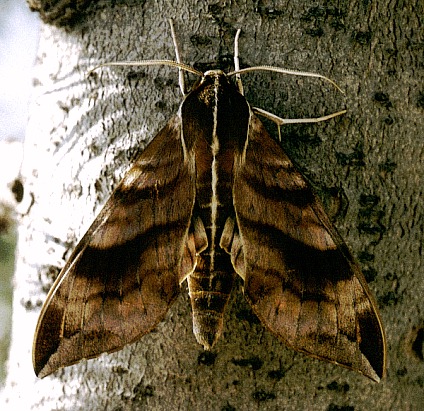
[
  {"x1": 169, "y1": 19, "x2": 187, "y2": 96},
  {"x1": 228, "y1": 65, "x2": 344, "y2": 94},
  {"x1": 88, "y1": 60, "x2": 202, "y2": 78},
  {"x1": 233, "y1": 29, "x2": 244, "y2": 95},
  {"x1": 227, "y1": 59, "x2": 346, "y2": 137}
]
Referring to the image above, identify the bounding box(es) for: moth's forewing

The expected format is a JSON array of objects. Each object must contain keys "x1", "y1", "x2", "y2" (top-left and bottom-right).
[
  {"x1": 230, "y1": 115, "x2": 386, "y2": 382},
  {"x1": 33, "y1": 118, "x2": 197, "y2": 378}
]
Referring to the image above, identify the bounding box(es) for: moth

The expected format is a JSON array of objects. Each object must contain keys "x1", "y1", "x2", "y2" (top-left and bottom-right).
[{"x1": 33, "y1": 22, "x2": 386, "y2": 382}]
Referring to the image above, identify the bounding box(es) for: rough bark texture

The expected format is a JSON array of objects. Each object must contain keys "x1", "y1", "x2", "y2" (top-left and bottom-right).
[{"x1": 3, "y1": 0, "x2": 423, "y2": 409}]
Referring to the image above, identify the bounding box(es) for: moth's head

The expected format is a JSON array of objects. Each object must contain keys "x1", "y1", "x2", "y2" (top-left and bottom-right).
[
  {"x1": 191, "y1": 69, "x2": 235, "y2": 95},
  {"x1": 203, "y1": 69, "x2": 225, "y2": 77}
]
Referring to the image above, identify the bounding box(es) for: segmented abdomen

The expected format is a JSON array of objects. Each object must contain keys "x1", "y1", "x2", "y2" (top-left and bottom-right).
[{"x1": 188, "y1": 148, "x2": 236, "y2": 349}]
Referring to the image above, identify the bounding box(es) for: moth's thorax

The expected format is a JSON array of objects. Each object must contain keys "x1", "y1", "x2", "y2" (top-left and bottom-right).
[
  {"x1": 182, "y1": 71, "x2": 250, "y2": 150},
  {"x1": 181, "y1": 69, "x2": 250, "y2": 241},
  {"x1": 194, "y1": 71, "x2": 233, "y2": 113}
]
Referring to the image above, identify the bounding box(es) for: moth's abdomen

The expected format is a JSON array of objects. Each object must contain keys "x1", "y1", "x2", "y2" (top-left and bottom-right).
[
  {"x1": 189, "y1": 157, "x2": 235, "y2": 349},
  {"x1": 187, "y1": 251, "x2": 235, "y2": 349}
]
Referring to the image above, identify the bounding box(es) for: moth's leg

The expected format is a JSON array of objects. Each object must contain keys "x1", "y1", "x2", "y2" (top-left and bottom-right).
[
  {"x1": 253, "y1": 107, "x2": 347, "y2": 141},
  {"x1": 169, "y1": 18, "x2": 187, "y2": 96},
  {"x1": 233, "y1": 29, "x2": 244, "y2": 95}
]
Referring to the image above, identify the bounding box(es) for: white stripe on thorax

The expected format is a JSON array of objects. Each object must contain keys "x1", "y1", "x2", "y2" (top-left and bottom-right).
[{"x1": 209, "y1": 75, "x2": 220, "y2": 271}]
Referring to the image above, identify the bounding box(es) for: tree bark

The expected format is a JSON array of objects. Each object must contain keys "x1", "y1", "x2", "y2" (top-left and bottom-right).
[{"x1": 2, "y1": 0, "x2": 423, "y2": 409}]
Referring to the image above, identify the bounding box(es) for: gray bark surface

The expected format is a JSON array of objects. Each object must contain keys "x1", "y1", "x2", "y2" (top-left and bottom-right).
[{"x1": 2, "y1": 0, "x2": 423, "y2": 409}]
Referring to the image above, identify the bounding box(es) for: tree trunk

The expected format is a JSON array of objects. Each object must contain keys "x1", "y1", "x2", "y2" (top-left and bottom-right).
[{"x1": 2, "y1": 0, "x2": 423, "y2": 409}]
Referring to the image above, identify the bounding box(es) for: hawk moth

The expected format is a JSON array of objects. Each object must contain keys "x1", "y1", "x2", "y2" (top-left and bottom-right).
[{"x1": 33, "y1": 23, "x2": 386, "y2": 382}]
